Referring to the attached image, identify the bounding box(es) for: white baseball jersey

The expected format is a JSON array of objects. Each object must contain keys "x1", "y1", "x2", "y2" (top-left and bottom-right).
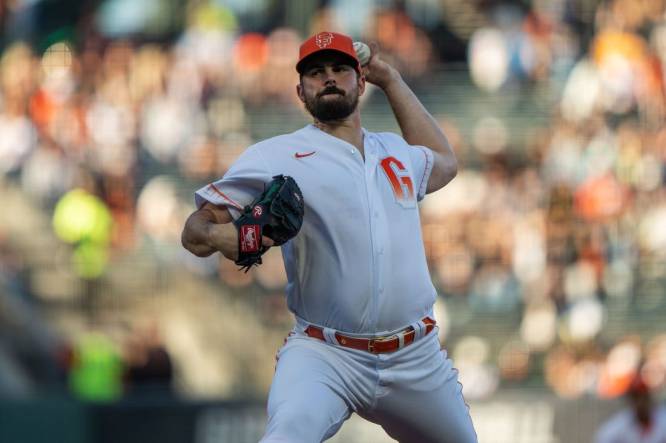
[
  {"x1": 594, "y1": 406, "x2": 666, "y2": 443},
  {"x1": 195, "y1": 124, "x2": 436, "y2": 334}
]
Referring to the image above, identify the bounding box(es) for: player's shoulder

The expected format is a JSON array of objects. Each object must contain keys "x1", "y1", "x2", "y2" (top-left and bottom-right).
[
  {"x1": 247, "y1": 126, "x2": 313, "y2": 154},
  {"x1": 370, "y1": 130, "x2": 408, "y2": 145},
  {"x1": 373, "y1": 130, "x2": 423, "y2": 151},
  {"x1": 368, "y1": 130, "x2": 420, "y2": 158}
]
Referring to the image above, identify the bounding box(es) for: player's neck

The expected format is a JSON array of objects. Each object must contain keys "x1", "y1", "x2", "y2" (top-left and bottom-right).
[{"x1": 313, "y1": 113, "x2": 364, "y2": 153}]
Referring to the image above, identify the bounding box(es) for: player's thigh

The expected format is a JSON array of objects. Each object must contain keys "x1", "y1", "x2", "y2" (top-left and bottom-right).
[
  {"x1": 262, "y1": 338, "x2": 352, "y2": 443},
  {"x1": 369, "y1": 336, "x2": 477, "y2": 443},
  {"x1": 372, "y1": 372, "x2": 476, "y2": 443}
]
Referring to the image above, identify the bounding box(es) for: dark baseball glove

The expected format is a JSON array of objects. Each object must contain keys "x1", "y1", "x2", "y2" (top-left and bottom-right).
[{"x1": 233, "y1": 175, "x2": 304, "y2": 272}]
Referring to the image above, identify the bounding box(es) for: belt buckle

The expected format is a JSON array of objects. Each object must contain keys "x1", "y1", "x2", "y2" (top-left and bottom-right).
[{"x1": 367, "y1": 334, "x2": 394, "y2": 353}]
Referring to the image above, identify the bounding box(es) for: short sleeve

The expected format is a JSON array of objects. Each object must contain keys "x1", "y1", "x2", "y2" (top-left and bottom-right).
[
  {"x1": 194, "y1": 146, "x2": 272, "y2": 219},
  {"x1": 407, "y1": 145, "x2": 434, "y2": 201}
]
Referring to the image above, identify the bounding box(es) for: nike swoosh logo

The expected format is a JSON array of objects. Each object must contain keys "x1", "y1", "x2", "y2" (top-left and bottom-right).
[{"x1": 295, "y1": 151, "x2": 316, "y2": 158}]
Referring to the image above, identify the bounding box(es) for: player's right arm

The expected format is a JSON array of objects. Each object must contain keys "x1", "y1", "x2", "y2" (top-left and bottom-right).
[
  {"x1": 181, "y1": 202, "x2": 239, "y2": 260},
  {"x1": 182, "y1": 202, "x2": 275, "y2": 261},
  {"x1": 183, "y1": 144, "x2": 274, "y2": 261}
]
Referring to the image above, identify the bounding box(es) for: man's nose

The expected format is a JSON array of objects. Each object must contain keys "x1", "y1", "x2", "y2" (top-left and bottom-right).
[{"x1": 321, "y1": 67, "x2": 337, "y2": 84}]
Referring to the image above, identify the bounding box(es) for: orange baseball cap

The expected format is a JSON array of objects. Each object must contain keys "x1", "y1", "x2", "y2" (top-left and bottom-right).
[{"x1": 296, "y1": 31, "x2": 360, "y2": 74}]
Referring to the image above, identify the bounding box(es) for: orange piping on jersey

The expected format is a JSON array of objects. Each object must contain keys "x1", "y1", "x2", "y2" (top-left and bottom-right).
[
  {"x1": 419, "y1": 148, "x2": 432, "y2": 196},
  {"x1": 208, "y1": 183, "x2": 243, "y2": 210}
]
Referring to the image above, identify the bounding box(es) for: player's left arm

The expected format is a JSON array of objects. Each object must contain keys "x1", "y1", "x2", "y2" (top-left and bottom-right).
[{"x1": 363, "y1": 45, "x2": 456, "y2": 194}]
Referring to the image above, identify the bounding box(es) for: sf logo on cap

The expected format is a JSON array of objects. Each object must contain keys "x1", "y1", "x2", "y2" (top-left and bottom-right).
[{"x1": 315, "y1": 32, "x2": 334, "y2": 48}]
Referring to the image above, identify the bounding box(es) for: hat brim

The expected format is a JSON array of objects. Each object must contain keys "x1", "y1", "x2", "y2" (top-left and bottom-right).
[{"x1": 296, "y1": 49, "x2": 360, "y2": 74}]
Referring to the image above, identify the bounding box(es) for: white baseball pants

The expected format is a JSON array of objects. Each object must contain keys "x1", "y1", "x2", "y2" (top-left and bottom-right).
[{"x1": 259, "y1": 326, "x2": 477, "y2": 443}]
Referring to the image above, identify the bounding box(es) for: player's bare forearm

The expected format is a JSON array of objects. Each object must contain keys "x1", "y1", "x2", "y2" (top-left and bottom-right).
[
  {"x1": 181, "y1": 204, "x2": 238, "y2": 260},
  {"x1": 382, "y1": 72, "x2": 457, "y2": 193}
]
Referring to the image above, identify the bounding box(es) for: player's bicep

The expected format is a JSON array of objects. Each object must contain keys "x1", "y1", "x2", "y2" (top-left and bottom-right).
[
  {"x1": 199, "y1": 202, "x2": 233, "y2": 224},
  {"x1": 426, "y1": 150, "x2": 457, "y2": 194}
]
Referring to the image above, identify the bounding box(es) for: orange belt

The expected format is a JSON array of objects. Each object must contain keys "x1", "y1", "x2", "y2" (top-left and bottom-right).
[{"x1": 304, "y1": 317, "x2": 436, "y2": 354}]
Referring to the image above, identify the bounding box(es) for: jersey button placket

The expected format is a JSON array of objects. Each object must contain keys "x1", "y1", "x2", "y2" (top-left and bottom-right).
[
  {"x1": 363, "y1": 140, "x2": 381, "y2": 327},
  {"x1": 368, "y1": 147, "x2": 386, "y2": 322},
  {"x1": 374, "y1": 211, "x2": 383, "y2": 256}
]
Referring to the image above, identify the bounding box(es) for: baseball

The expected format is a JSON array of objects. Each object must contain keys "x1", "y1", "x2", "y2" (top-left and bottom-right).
[{"x1": 353, "y1": 41, "x2": 371, "y2": 66}]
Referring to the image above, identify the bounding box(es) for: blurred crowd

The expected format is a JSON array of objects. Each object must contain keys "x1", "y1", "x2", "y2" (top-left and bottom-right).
[
  {"x1": 432, "y1": 0, "x2": 666, "y2": 400},
  {"x1": 1, "y1": 0, "x2": 666, "y2": 402}
]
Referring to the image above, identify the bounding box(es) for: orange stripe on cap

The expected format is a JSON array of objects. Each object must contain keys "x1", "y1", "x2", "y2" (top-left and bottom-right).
[{"x1": 207, "y1": 183, "x2": 243, "y2": 210}]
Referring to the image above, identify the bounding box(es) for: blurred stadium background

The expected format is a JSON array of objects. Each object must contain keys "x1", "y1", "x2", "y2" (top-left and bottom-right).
[{"x1": 1, "y1": 0, "x2": 665, "y2": 442}]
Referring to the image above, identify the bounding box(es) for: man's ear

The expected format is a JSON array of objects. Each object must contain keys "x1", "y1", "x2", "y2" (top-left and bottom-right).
[
  {"x1": 358, "y1": 73, "x2": 366, "y2": 96},
  {"x1": 296, "y1": 83, "x2": 305, "y2": 103}
]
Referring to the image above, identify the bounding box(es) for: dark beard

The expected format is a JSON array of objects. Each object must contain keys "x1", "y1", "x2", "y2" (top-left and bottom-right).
[{"x1": 304, "y1": 86, "x2": 359, "y2": 122}]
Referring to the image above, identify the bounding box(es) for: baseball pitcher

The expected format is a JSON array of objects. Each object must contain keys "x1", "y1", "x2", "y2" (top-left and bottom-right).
[{"x1": 182, "y1": 31, "x2": 477, "y2": 443}]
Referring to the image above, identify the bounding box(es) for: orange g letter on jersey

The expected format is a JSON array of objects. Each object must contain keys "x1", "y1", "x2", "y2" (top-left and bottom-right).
[{"x1": 380, "y1": 156, "x2": 414, "y2": 202}]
